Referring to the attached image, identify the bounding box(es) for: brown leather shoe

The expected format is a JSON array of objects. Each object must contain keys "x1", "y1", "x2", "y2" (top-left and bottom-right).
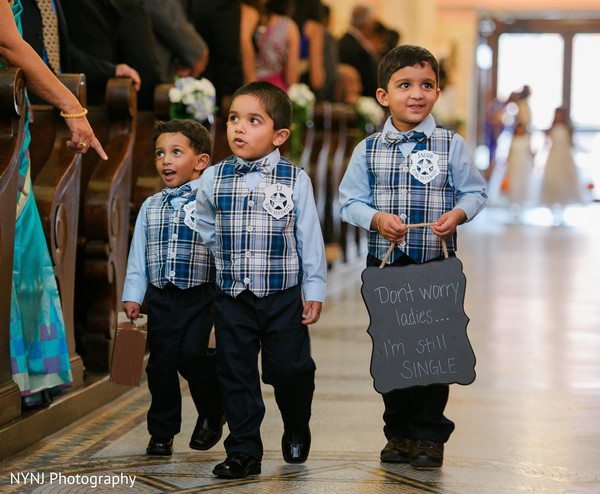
[
  {"x1": 410, "y1": 439, "x2": 443, "y2": 469},
  {"x1": 380, "y1": 437, "x2": 413, "y2": 463}
]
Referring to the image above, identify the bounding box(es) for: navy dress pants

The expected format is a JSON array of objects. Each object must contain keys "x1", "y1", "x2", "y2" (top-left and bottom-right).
[
  {"x1": 214, "y1": 285, "x2": 316, "y2": 460},
  {"x1": 145, "y1": 282, "x2": 222, "y2": 437}
]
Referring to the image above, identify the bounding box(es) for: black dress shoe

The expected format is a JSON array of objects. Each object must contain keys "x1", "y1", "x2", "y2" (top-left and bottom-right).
[
  {"x1": 282, "y1": 427, "x2": 311, "y2": 463},
  {"x1": 146, "y1": 436, "x2": 173, "y2": 456},
  {"x1": 212, "y1": 453, "x2": 261, "y2": 479},
  {"x1": 189, "y1": 414, "x2": 226, "y2": 450}
]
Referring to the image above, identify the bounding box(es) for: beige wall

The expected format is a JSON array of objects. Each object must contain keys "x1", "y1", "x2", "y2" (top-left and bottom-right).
[
  {"x1": 326, "y1": 0, "x2": 479, "y2": 141},
  {"x1": 325, "y1": 0, "x2": 599, "y2": 145}
]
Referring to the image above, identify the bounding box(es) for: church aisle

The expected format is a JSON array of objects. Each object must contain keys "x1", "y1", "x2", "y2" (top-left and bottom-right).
[{"x1": 1, "y1": 204, "x2": 599, "y2": 493}]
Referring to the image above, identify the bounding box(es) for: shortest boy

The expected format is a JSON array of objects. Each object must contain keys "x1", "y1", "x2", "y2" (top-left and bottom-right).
[
  {"x1": 122, "y1": 119, "x2": 224, "y2": 456},
  {"x1": 196, "y1": 81, "x2": 327, "y2": 479}
]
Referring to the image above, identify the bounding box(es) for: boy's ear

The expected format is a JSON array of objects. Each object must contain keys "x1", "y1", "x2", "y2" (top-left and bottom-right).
[
  {"x1": 194, "y1": 153, "x2": 211, "y2": 172},
  {"x1": 272, "y1": 128, "x2": 290, "y2": 147},
  {"x1": 376, "y1": 88, "x2": 389, "y2": 107}
]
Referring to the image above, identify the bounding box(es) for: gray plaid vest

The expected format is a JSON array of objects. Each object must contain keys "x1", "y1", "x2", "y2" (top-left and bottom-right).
[
  {"x1": 145, "y1": 191, "x2": 214, "y2": 288},
  {"x1": 213, "y1": 156, "x2": 303, "y2": 297},
  {"x1": 366, "y1": 126, "x2": 457, "y2": 264}
]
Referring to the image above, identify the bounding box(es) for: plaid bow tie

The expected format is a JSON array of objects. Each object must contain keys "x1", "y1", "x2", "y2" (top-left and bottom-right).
[
  {"x1": 162, "y1": 183, "x2": 192, "y2": 200},
  {"x1": 383, "y1": 131, "x2": 428, "y2": 147},
  {"x1": 234, "y1": 158, "x2": 270, "y2": 176}
]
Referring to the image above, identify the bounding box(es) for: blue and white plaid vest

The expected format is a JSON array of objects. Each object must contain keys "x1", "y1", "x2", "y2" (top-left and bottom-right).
[
  {"x1": 213, "y1": 156, "x2": 303, "y2": 298},
  {"x1": 145, "y1": 190, "x2": 214, "y2": 289},
  {"x1": 366, "y1": 126, "x2": 457, "y2": 264}
]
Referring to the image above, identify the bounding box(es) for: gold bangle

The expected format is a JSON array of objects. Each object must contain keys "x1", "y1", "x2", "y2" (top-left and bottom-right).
[
  {"x1": 376, "y1": 212, "x2": 383, "y2": 233},
  {"x1": 60, "y1": 108, "x2": 88, "y2": 118}
]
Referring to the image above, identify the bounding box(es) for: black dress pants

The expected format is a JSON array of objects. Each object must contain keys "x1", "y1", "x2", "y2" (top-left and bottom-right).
[
  {"x1": 367, "y1": 253, "x2": 455, "y2": 443},
  {"x1": 214, "y1": 285, "x2": 316, "y2": 460},
  {"x1": 145, "y1": 282, "x2": 222, "y2": 437}
]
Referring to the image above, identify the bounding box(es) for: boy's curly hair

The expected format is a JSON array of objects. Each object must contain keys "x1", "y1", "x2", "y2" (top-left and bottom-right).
[{"x1": 153, "y1": 119, "x2": 213, "y2": 156}]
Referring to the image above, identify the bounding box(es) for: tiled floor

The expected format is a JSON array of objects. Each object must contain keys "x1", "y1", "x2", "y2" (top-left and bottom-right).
[{"x1": 1, "y1": 205, "x2": 599, "y2": 493}]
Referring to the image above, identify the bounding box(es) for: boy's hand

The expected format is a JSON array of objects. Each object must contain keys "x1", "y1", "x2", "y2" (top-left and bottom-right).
[
  {"x1": 302, "y1": 301, "x2": 322, "y2": 325},
  {"x1": 372, "y1": 212, "x2": 407, "y2": 243},
  {"x1": 431, "y1": 209, "x2": 467, "y2": 239},
  {"x1": 122, "y1": 301, "x2": 140, "y2": 321}
]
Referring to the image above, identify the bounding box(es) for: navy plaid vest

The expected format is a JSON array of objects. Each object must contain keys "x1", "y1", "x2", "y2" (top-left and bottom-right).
[
  {"x1": 366, "y1": 126, "x2": 457, "y2": 264},
  {"x1": 213, "y1": 156, "x2": 303, "y2": 297},
  {"x1": 145, "y1": 190, "x2": 214, "y2": 288}
]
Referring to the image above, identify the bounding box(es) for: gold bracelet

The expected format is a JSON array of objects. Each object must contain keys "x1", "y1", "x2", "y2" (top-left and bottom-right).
[
  {"x1": 59, "y1": 108, "x2": 88, "y2": 118},
  {"x1": 376, "y1": 212, "x2": 383, "y2": 233}
]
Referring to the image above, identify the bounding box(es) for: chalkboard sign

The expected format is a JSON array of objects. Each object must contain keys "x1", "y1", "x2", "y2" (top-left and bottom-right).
[{"x1": 361, "y1": 257, "x2": 476, "y2": 393}]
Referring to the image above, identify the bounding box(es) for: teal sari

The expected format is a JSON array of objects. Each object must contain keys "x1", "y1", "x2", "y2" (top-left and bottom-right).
[{"x1": 6, "y1": 0, "x2": 73, "y2": 406}]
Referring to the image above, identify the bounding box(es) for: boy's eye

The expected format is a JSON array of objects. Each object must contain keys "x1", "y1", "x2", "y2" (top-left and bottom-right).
[
  {"x1": 250, "y1": 117, "x2": 260, "y2": 124},
  {"x1": 155, "y1": 150, "x2": 164, "y2": 158},
  {"x1": 399, "y1": 82, "x2": 410, "y2": 89},
  {"x1": 423, "y1": 82, "x2": 434, "y2": 89},
  {"x1": 173, "y1": 149, "x2": 181, "y2": 155}
]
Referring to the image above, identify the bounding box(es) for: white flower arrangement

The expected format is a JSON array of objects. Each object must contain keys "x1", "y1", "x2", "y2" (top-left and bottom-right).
[
  {"x1": 355, "y1": 96, "x2": 385, "y2": 128},
  {"x1": 288, "y1": 83, "x2": 316, "y2": 111},
  {"x1": 168, "y1": 77, "x2": 216, "y2": 122}
]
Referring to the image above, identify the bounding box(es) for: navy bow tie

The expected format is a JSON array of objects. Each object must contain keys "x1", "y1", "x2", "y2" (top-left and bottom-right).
[
  {"x1": 162, "y1": 183, "x2": 192, "y2": 200},
  {"x1": 234, "y1": 159, "x2": 270, "y2": 176},
  {"x1": 384, "y1": 131, "x2": 428, "y2": 147}
]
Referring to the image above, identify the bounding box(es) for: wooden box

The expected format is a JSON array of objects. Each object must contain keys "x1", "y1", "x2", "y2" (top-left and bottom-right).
[{"x1": 110, "y1": 313, "x2": 148, "y2": 386}]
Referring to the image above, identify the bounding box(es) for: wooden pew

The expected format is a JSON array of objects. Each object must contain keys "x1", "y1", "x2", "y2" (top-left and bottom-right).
[
  {"x1": 300, "y1": 102, "x2": 331, "y2": 225},
  {"x1": 28, "y1": 74, "x2": 86, "y2": 388},
  {"x1": 131, "y1": 110, "x2": 158, "y2": 221},
  {"x1": 298, "y1": 102, "x2": 348, "y2": 264},
  {"x1": 76, "y1": 78, "x2": 136, "y2": 372},
  {"x1": 340, "y1": 106, "x2": 367, "y2": 262},
  {"x1": 322, "y1": 103, "x2": 351, "y2": 265},
  {"x1": 0, "y1": 68, "x2": 26, "y2": 425}
]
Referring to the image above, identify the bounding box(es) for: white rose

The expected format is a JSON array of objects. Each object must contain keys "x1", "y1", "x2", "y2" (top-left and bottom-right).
[{"x1": 168, "y1": 87, "x2": 183, "y2": 103}]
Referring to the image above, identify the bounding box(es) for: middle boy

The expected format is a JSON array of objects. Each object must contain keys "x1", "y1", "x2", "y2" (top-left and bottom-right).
[{"x1": 195, "y1": 81, "x2": 327, "y2": 479}]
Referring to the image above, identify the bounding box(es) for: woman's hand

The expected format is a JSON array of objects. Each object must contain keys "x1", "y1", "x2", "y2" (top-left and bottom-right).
[{"x1": 64, "y1": 114, "x2": 108, "y2": 160}]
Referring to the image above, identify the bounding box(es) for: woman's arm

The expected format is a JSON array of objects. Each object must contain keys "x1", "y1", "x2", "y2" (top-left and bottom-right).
[
  {"x1": 284, "y1": 17, "x2": 300, "y2": 88},
  {"x1": 240, "y1": 2, "x2": 259, "y2": 84},
  {"x1": 0, "y1": 1, "x2": 106, "y2": 158},
  {"x1": 303, "y1": 19, "x2": 324, "y2": 91}
]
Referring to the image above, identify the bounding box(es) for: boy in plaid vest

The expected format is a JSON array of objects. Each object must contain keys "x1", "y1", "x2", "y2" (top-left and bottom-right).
[
  {"x1": 195, "y1": 81, "x2": 327, "y2": 479},
  {"x1": 339, "y1": 45, "x2": 487, "y2": 468},
  {"x1": 122, "y1": 120, "x2": 224, "y2": 457}
]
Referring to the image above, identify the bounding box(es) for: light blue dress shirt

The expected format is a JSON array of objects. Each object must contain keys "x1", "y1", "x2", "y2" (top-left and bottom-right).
[
  {"x1": 196, "y1": 148, "x2": 327, "y2": 303},
  {"x1": 339, "y1": 114, "x2": 488, "y2": 232},
  {"x1": 122, "y1": 178, "x2": 202, "y2": 305}
]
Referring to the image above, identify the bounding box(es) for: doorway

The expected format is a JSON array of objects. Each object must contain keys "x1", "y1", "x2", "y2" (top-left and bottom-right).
[{"x1": 476, "y1": 17, "x2": 600, "y2": 200}]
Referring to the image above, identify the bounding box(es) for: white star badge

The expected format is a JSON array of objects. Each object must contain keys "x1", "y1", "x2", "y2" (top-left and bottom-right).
[
  {"x1": 263, "y1": 183, "x2": 294, "y2": 219},
  {"x1": 410, "y1": 150, "x2": 440, "y2": 184},
  {"x1": 183, "y1": 202, "x2": 201, "y2": 232}
]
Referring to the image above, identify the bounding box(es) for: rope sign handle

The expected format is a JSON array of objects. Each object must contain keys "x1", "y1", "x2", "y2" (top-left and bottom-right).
[{"x1": 378, "y1": 222, "x2": 448, "y2": 269}]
